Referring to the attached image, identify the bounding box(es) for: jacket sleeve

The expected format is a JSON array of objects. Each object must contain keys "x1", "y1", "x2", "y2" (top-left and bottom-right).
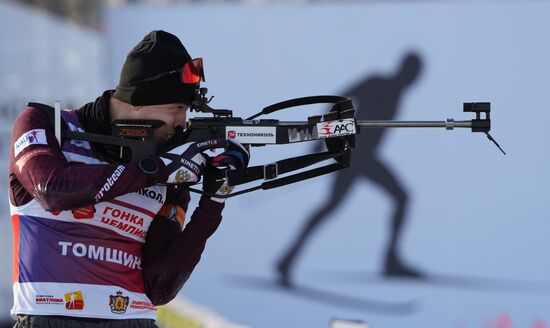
[
  {"x1": 142, "y1": 195, "x2": 224, "y2": 306},
  {"x1": 9, "y1": 107, "x2": 167, "y2": 211}
]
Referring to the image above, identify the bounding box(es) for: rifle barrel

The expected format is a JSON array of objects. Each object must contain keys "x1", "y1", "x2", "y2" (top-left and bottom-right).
[{"x1": 356, "y1": 120, "x2": 472, "y2": 130}]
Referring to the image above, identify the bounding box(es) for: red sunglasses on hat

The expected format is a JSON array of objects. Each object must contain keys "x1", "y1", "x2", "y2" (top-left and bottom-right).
[{"x1": 128, "y1": 58, "x2": 205, "y2": 86}]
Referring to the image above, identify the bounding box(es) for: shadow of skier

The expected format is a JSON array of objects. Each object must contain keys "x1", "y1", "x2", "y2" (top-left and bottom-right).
[{"x1": 277, "y1": 52, "x2": 424, "y2": 286}]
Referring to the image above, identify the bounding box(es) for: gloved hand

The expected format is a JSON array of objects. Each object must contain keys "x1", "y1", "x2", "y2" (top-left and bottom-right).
[
  {"x1": 202, "y1": 140, "x2": 250, "y2": 203},
  {"x1": 159, "y1": 139, "x2": 229, "y2": 184}
]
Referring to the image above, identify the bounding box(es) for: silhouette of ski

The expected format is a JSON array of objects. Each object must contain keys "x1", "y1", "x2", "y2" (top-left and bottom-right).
[
  {"x1": 277, "y1": 52, "x2": 424, "y2": 286},
  {"x1": 224, "y1": 273, "x2": 418, "y2": 315},
  {"x1": 313, "y1": 270, "x2": 550, "y2": 294}
]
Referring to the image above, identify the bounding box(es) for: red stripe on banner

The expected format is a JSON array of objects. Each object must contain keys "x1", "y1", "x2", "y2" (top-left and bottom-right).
[
  {"x1": 108, "y1": 199, "x2": 156, "y2": 218},
  {"x1": 11, "y1": 215, "x2": 20, "y2": 283}
]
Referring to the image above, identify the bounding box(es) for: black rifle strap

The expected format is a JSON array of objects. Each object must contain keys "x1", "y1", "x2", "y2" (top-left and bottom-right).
[
  {"x1": 260, "y1": 162, "x2": 345, "y2": 190},
  {"x1": 225, "y1": 149, "x2": 344, "y2": 186},
  {"x1": 188, "y1": 149, "x2": 351, "y2": 198}
]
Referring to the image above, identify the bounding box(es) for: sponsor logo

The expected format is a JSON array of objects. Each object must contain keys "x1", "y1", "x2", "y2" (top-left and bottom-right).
[
  {"x1": 319, "y1": 121, "x2": 334, "y2": 135},
  {"x1": 130, "y1": 300, "x2": 156, "y2": 311},
  {"x1": 58, "y1": 241, "x2": 142, "y2": 270},
  {"x1": 181, "y1": 158, "x2": 200, "y2": 175},
  {"x1": 72, "y1": 205, "x2": 95, "y2": 219},
  {"x1": 317, "y1": 119, "x2": 356, "y2": 138},
  {"x1": 196, "y1": 140, "x2": 218, "y2": 148},
  {"x1": 64, "y1": 290, "x2": 84, "y2": 310},
  {"x1": 118, "y1": 128, "x2": 147, "y2": 138},
  {"x1": 35, "y1": 294, "x2": 64, "y2": 305},
  {"x1": 100, "y1": 206, "x2": 146, "y2": 238},
  {"x1": 102, "y1": 207, "x2": 145, "y2": 226},
  {"x1": 137, "y1": 188, "x2": 164, "y2": 204},
  {"x1": 225, "y1": 127, "x2": 277, "y2": 144},
  {"x1": 14, "y1": 129, "x2": 47, "y2": 157},
  {"x1": 101, "y1": 206, "x2": 147, "y2": 239},
  {"x1": 237, "y1": 132, "x2": 274, "y2": 137},
  {"x1": 94, "y1": 165, "x2": 125, "y2": 202},
  {"x1": 109, "y1": 291, "x2": 130, "y2": 314}
]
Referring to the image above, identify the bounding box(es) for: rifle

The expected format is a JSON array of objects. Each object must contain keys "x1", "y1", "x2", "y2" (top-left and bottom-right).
[{"x1": 173, "y1": 88, "x2": 504, "y2": 198}]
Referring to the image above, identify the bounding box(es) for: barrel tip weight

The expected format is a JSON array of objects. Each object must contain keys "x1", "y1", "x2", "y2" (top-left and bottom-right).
[{"x1": 464, "y1": 102, "x2": 491, "y2": 133}]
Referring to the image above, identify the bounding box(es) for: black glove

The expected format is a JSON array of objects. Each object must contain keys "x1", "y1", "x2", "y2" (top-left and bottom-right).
[{"x1": 203, "y1": 140, "x2": 250, "y2": 203}]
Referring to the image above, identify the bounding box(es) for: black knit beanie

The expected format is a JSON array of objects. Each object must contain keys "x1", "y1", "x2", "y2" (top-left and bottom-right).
[{"x1": 113, "y1": 30, "x2": 198, "y2": 106}]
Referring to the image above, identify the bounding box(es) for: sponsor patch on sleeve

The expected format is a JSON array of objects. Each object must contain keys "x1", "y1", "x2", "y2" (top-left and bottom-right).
[{"x1": 14, "y1": 129, "x2": 48, "y2": 157}]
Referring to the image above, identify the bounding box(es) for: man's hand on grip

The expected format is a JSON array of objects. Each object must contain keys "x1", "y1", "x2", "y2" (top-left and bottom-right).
[
  {"x1": 159, "y1": 139, "x2": 229, "y2": 184},
  {"x1": 203, "y1": 140, "x2": 250, "y2": 203}
]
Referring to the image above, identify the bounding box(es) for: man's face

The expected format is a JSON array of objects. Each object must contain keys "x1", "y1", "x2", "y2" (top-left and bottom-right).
[{"x1": 132, "y1": 102, "x2": 189, "y2": 146}]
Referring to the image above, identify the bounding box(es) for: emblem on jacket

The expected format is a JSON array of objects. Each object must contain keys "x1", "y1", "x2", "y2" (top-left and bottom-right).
[
  {"x1": 109, "y1": 291, "x2": 129, "y2": 314},
  {"x1": 72, "y1": 205, "x2": 96, "y2": 219},
  {"x1": 64, "y1": 290, "x2": 84, "y2": 310},
  {"x1": 175, "y1": 169, "x2": 191, "y2": 183}
]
